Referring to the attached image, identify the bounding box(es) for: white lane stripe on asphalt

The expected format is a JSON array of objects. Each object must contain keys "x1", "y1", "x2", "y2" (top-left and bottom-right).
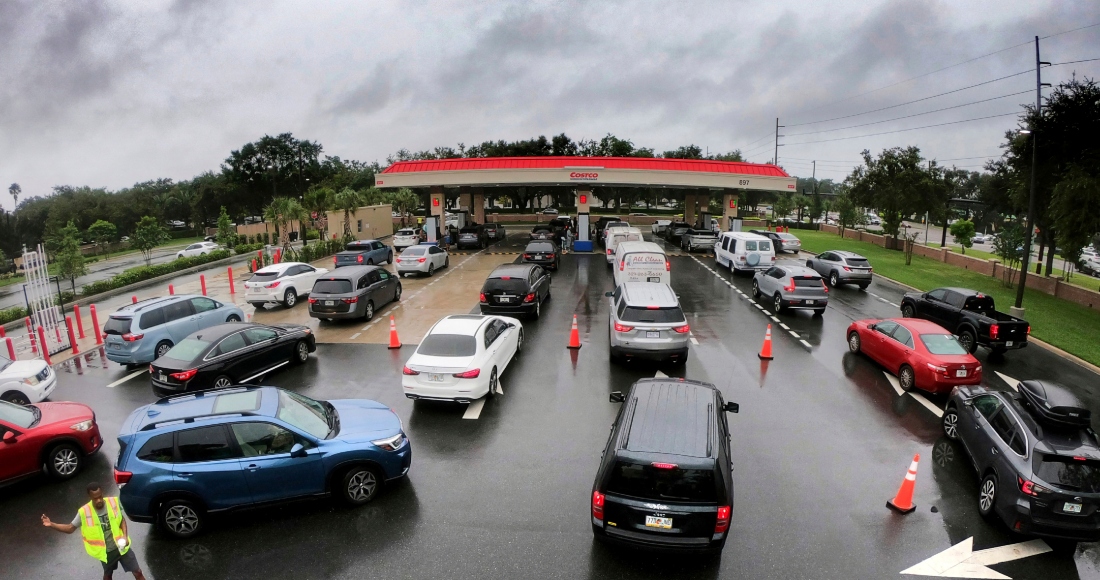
[
  {"x1": 909, "y1": 392, "x2": 945, "y2": 418},
  {"x1": 883, "y1": 372, "x2": 904, "y2": 396},
  {"x1": 779, "y1": 323, "x2": 790, "y2": 330},
  {"x1": 462, "y1": 399, "x2": 486, "y2": 420},
  {"x1": 690, "y1": 337, "x2": 699, "y2": 345},
  {"x1": 350, "y1": 333, "x2": 361, "y2": 340},
  {"x1": 789, "y1": 331, "x2": 799, "y2": 338},
  {"x1": 106, "y1": 369, "x2": 147, "y2": 388},
  {"x1": 994, "y1": 371, "x2": 1020, "y2": 390},
  {"x1": 887, "y1": 302, "x2": 899, "y2": 308},
  {"x1": 799, "y1": 339, "x2": 812, "y2": 348},
  {"x1": 770, "y1": 316, "x2": 780, "y2": 322}
]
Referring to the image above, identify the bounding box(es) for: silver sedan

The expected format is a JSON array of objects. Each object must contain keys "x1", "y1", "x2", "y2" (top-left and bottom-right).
[{"x1": 395, "y1": 245, "x2": 449, "y2": 277}]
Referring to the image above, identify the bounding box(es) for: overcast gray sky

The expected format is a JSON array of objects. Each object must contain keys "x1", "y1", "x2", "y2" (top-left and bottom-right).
[{"x1": 2, "y1": 0, "x2": 1098, "y2": 210}]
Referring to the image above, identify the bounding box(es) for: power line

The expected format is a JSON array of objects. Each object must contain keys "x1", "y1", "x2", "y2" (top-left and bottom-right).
[
  {"x1": 737, "y1": 131, "x2": 775, "y2": 151},
  {"x1": 784, "y1": 112, "x2": 1019, "y2": 146},
  {"x1": 780, "y1": 156, "x2": 862, "y2": 163},
  {"x1": 784, "y1": 90, "x2": 1032, "y2": 136},
  {"x1": 933, "y1": 154, "x2": 1000, "y2": 161},
  {"x1": 1049, "y1": 57, "x2": 1100, "y2": 66}
]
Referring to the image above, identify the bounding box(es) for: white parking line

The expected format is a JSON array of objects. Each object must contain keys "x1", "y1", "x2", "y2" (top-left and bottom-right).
[
  {"x1": 655, "y1": 370, "x2": 669, "y2": 378},
  {"x1": 350, "y1": 332, "x2": 361, "y2": 340},
  {"x1": 799, "y1": 339, "x2": 812, "y2": 348},
  {"x1": 462, "y1": 398, "x2": 486, "y2": 420},
  {"x1": 994, "y1": 371, "x2": 1020, "y2": 390},
  {"x1": 690, "y1": 337, "x2": 699, "y2": 345},
  {"x1": 779, "y1": 323, "x2": 790, "y2": 330},
  {"x1": 106, "y1": 369, "x2": 147, "y2": 388},
  {"x1": 770, "y1": 316, "x2": 780, "y2": 322},
  {"x1": 909, "y1": 392, "x2": 945, "y2": 418},
  {"x1": 789, "y1": 331, "x2": 799, "y2": 338},
  {"x1": 883, "y1": 372, "x2": 905, "y2": 396},
  {"x1": 878, "y1": 297, "x2": 890, "y2": 304}
]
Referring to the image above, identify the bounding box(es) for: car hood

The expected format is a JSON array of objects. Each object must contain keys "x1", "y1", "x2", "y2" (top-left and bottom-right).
[
  {"x1": 0, "y1": 360, "x2": 48, "y2": 381},
  {"x1": 330, "y1": 399, "x2": 401, "y2": 442},
  {"x1": 35, "y1": 401, "x2": 94, "y2": 426}
]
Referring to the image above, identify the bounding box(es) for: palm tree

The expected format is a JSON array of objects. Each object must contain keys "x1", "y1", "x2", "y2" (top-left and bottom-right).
[
  {"x1": 303, "y1": 186, "x2": 335, "y2": 241},
  {"x1": 334, "y1": 188, "x2": 364, "y2": 238},
  {"x1": 8, "y1": 183, "x2": 20, "y2": 208},
  {"x1": 263, "y1": 197, "x2": 308, "y2": 252},
  {"x1": 388, "y1": 188, "x2": 420, "y2": 226}
]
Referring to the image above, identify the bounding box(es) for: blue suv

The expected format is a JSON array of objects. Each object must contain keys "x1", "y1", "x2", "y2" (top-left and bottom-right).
[
  {"x1": 104, "y1": 295, "x2": 245, "y2": 365},
  {"x1": 114, "y1": 386, "x2": 411, "y2": 538}
]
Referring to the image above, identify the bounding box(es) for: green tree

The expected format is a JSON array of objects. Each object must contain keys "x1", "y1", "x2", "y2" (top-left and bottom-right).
[
  {"x1": 86, "y1": 219, "x2": 117, "y2": 257},
  {"x1": 263, "y1": 197, "x2": 308, "y2": 252},
  {"x1": 833, "y1": 192, "x2": 861, "y2": 235},
  {"x1": 54, "y1": 220, "x2": 88, "y2": 287},
  {"x1": 303, "y1": 186, "x2": 335, "y2": 239},
  {"x1": 333, "y1": 188, "x2": 365, "y2": 237},
  {"x1": 8, "y1": 183, "x2": 20, "y2": 208},
  {"x1": 386, "y1": 188, "x2": 420, "y2": 227},
  {"x1": 771, "y1": 194, "x2": 795, "y2": 222},
  {"x1": 215, "y1": 206, "x2": 236, "y2": 247},
  {"x1": 949, "y1": 219, "x2": 976, "y2": 254},
  {"x1": 132, "y1": 215, "x2": 169, "y2": 266},
  {"x1": 847, "y1": 147, "x2": 938, "y2": 240},
  {"x1": 992, "y1": 222, "x2": 1027, "y2": 287}
]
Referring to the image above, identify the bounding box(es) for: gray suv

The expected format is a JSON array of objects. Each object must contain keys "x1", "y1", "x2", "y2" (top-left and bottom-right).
[
  {"x1": 606, "y1": 282, "x2": 690, "y2": 364},
  {"x1": 752, "y1": 265, "x2": 828, "y2": 315},
  {"x1": 806, "y1": 250, "x2": 872, "y2": 289}
]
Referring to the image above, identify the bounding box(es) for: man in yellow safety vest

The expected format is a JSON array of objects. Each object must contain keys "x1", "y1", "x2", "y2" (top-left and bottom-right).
[{"x1": 41, "y1": 482, "x2": 147, "y2": 579}]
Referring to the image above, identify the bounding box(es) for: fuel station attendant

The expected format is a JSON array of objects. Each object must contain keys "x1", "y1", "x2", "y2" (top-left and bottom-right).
[{"x1": 41, "y1": 482, "x2": 147, "y2": 580}]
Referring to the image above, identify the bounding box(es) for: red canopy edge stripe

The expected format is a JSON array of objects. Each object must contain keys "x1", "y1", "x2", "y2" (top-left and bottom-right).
[{"x1": 381, "y1": 156, "x2": 790, "y2": 177}]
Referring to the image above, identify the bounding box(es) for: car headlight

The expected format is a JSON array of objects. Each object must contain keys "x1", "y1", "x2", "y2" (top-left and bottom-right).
[
  {"x1": 371, "y1": 432, "x2": 407, "y2": 451},
  {"x1": 70, "y1": 420, "x2": 94, "y2": 432},
  {"x1": 22, "y1": 376, "x2": 39, "y2": 386}
]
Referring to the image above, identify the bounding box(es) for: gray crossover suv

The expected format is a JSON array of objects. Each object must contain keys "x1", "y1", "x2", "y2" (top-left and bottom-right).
[
  {"x1": 307, "y1": 265, "x2": 401, "y2": 321},
  {"x1": 606, "y1": 282, "x2": 690, "y2": 364},
  {"x1": 806, "y1": 250, "x2": 872, "y2": 289},
  {"x1": 752, "y1": 265, "x2": 829, "y2": 315}
]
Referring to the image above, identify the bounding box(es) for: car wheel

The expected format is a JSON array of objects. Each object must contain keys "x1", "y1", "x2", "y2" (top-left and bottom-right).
[
  {"x1": 958, "y1": 329, "x2": 978, "y2": 354},
  {"x1": 46, "y1": 443, "x2": 82, "y2": 479},
  {"x1": 806, "y1": 260, "x2": 813, "y2": 268},
  {"x1": 773, "y1": 293, "x2": 783, "y2": 313},
  {"x1": 367, "y1": 259, "x2": 374, "y2": 266},
  {"x1": 394, "y1": 284, "x2": 402, "y2": 301},
  {"x1": 829, "y1": 271, "x2": 840, "y2": 287},
  {"x1": 858, "y1": 283, "x2": 869, "y2": 291},
  {"x1": 226, "y1": 314, "x2": 241, "y2": 323},
  {"x1": 159, "y1": 499, "x2": 203, "y2": 538},
  {"x1": 898, "y1": 364, "x2": 916, "y2": 392},
  {"x1": 155, "y1": 340, "x2": 173, "y2": 359},
  {"x1": 752, "y1": 280, "x2": 760, "y2": 298},
  {"x1": 212, "y1": 375, "x2": 233, "y2": 389},
  {"x1": 847, "y1": 331, "x2": 861, "y2": 353},
  {"x1": 486, "y1": 367, "x2": 498, "y2": 398},
  {"x1": 427, "y1": 264, "x2": 435, "y2": 276},
  {"x1": 364, "y1": 301, "x2": 375, "y2": 321},
  {"x1": 901, "y1": 304, "x2": 915, "y2": 318},
  {"x1": 978, "y1": 474, "x2": 998, "y2": 520},
  {"x1": 1, "y1": 391, "x2": 31, "y2": 405},
  {"x1": 444, "y1": 257, "x2": 449, "y2": 268},
  {"x1": 532, "y1": 298, "x2": 541, "y2": 320},
  {"x1": 813, "y1": 308, "x2": 825, "y2": 316},
  {"x1": 942, "y1": 406, "x2": 960, "y2": 440},
  {"x1": 340, "y1": 465, "x2": 382, "y2": 505},
  {"x1": 516, "y1": 329, "x2": 524, "y2": 354},
  {"x1": 293, "y1": 340, "x2": 310, "y2": 364},
  {"x1": 283, "y1": 289, "x2": 297, "y2": 308}
]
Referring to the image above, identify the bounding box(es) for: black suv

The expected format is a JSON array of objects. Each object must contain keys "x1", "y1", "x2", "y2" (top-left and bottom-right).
[
  {"x1": 478, "y1": 263, "x2": 551, "y2": 319},
  {"x1": 592, "y1": 378, "x2": 739, "y2": 553},
  {"x1": 943, "y1": 380, "x2": 1100, "y2": 541}
]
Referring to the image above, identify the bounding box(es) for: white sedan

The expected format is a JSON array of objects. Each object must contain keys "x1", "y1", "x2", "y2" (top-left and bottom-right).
[
  {"x1": 244, "y1": 262, "x2": 329, "y2": 308},
  {"x1": 0, "y1": 357, "x2": 56, "y2": 405},
  {"x1": 402, "y1": 315, "x2": 523, "y2": 403},
  {"x1": 395, "y1": 245, "x2": 449, "y2": 277},
  {"x1": 176, "y1": 241, "x2": 220, "y2": 259}
]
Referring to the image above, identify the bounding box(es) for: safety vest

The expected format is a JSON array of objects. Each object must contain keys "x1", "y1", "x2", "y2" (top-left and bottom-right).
[{"x1": 79, "y1": 497, "x2": 130, "y2": 563}]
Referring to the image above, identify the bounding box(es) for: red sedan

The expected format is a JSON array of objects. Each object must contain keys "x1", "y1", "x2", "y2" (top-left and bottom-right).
[
  {"x1": 0, "y1": 399, "x2": 102, "y2": 486},
  {"x1": 846, "y1": 318, "x2": 981, "y2": 394}
]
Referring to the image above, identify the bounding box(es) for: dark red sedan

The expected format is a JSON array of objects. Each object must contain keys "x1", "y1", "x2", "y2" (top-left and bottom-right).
[
  {"x1": 846, "y1": 318, "x2": 981, "y2": 394},
  {"x1": 0, "y1": 399, "x2": 102, "y2": 486}
]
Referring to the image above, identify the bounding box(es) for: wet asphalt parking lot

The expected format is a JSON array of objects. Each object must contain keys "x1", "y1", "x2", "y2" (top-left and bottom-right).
[{"x1": 4, "y1": 231, "x2": 1100, "y2": 579}]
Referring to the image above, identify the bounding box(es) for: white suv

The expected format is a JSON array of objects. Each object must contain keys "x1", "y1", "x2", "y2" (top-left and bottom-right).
[
  {"x1": 245, "y1": 262, "x2": 328, "y2": 308},
  {"x1": 0, "y1": 357, "x2": 56, "y2": 405}
]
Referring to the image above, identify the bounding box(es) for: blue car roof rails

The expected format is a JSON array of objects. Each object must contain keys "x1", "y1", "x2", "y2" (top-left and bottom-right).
[
  {"x1": 140, "y1": 411, "x2": 258, "y2": 431},
  {"x1": 154, "y1": 385, "x2": 257, "y2": 405}
]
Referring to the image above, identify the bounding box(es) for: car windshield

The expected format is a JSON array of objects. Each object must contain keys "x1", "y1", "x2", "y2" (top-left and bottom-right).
[
  {"x1": 526, "y1": 242, "x2": 555, "y2": 252},
  {"x1": 920, "y1": 334, "x2": 968, "y2": 355},
  {"x1": 402, "y1": 247, "x2": 427, "y2": 256},
  {"x1": 417, "y1": 334, "x2": 477, "y2": 357},
  {"x1": 1035, "y1": 454, "x2": 1100, "y2": 493},
  {"x1": 276, "y1": 389, "x2": 332, "y2": 439},
  {"x1": 165, "y1": 338, "x2": 211, "y2": 362},
  {"x1": 103, "y1": 316, "x2": 132, "y2": 335},
  {"x1": 312, "y1": 279, "x2": 353, "y2": 294},
  {"x1": 250, "y1": 272, "x2": 279, "y2": 283},
  {"x1": 620, "y1": 306, "x2": 686, "y2": 324},
  {"x1": 0, "y1": 399, "x2": 39, "y2": 429},
  {"x1": 0, "y1": 357, "x2": 12, "y2": 372},
  {"x1": 606, "y1": 461, "x2": 716, "y2": 502}
]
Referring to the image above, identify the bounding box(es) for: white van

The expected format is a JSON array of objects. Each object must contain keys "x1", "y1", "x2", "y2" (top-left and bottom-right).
[
  {"x1": 613, "y1": 241, "x2": 669, "y2": 287},
  {"x1": 715, "y1": 231, "x2": 776, "y2": 273},
  {"x1": 604, "y1": 226, "x2": 644, "y2": 264}
]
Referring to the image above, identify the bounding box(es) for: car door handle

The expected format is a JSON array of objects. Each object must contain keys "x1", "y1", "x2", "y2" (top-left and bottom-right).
[
  {"x1": 178, "y1": 472, "x2": 193, "y2": 477},
  {"x1": 247, "y1": 464, "x2": 260, "y2": 471},
  {"x1": 990, "y1": 448, "x2": 998, "y2": 455}
]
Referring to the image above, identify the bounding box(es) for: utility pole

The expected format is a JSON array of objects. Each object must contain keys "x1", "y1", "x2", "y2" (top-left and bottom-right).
[
  {"x1": 774, "y1": 118, "x2": 784, "y2": 165},
  {"x1": 812, "y1": 160, "x2": 818, "y2": 224},
  {"x1": 1013, "y1": 36, "x2": 1051, "y2": 314}
]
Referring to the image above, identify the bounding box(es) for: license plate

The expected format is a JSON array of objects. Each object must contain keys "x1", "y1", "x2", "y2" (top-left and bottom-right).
[
  {"x1": 1006, "y1": 341, "x2": 1014, "y2": 347},
  {"x1": 159, "y1": 373, "x2": 167, "y2": 381},
  {"x1": 325, "y1": 300, "x2": 334, "y2": 306},
  {"x1": 499, "y1": 296, "x2": 512, "y2": 303},
  {"x1": 535, "y1": 255, "x2": 544, "y2": 259},
  {"x1": 646, "y1": 277, "x2": 661, "y2": 282},
  {"x1": 956, "y1": 369, "x2": 968, "y2": 377},
  {"x1": 1065, "y1": 502, "x2": 1083, "y2": 514},
  {"x1": 645, "y1": 516, "x2": 672, "y2": 529},
  {"x1": 109, "y1": 343, "x2": 120, "y2": 350},
  {"x1": 427, "y1": 373, "x2": 444, "y2": 382},
  {"x1": 646, "y1": 331, "x2": 660, "y2": 338},
  {"x1": 806, "y1": 300, "x2": 815, "y2": 305}
]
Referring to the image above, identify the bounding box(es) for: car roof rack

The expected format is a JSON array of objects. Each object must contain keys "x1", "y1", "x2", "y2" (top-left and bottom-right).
[
  {"x1": 154, "y1": 385, "x2": 257, "y2": 405},
  {"x1": 141, "y1": 411, "x2": 259, "y2": 431}
]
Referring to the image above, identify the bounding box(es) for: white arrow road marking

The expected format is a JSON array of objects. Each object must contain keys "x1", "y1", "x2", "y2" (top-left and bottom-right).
[
  {"x1": 462, "y1": 398, "x2": 486, "y2": 420},
  {"x1": 901, "y1": 537, "x2": 1050, "y2": 578},
  {"x1": 908, "y1": 391, "x2": 945, "y2": 418},
  {"x1": 106, "y1": 369, "x2": 147, "y2": 388},
  {"x1": 883, "y1": 372, "x2": 904, "y2": 396},
  {"x1": 654, "y1": 371, "x2": 668, "y2": 378},
  {"x1": 994, "y1": 371, "x2": 1019, "y2": 391}
]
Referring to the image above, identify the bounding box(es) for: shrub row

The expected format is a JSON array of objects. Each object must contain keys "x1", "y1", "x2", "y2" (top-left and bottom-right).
[
  {"x1": 0, "y1": 306, "x2": 28, "y2": 326},
  {"x1": 234, "y1": 243, "x2": 264, "y2": 256},
  {"x1": 81, "y1": 250, "x2": 232, "y2": 296}
]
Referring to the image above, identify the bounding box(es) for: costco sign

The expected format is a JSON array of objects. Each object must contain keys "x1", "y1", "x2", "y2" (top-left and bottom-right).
[{"x1": 569, "y1": 171, "x2": 599, "y2": 181}]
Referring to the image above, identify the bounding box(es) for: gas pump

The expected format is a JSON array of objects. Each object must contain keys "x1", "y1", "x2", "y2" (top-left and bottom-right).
[
  {"x1": 424, "y1": 217, "x2": 439, "y2": 243},
  {"x1": 573, "y1": 189, "x2": 593, "y2": 252}
]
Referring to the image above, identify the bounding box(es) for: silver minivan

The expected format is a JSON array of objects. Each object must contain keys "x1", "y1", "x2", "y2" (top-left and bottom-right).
[{"x1": 606, "y1": 282, "x2": 690, "y2": 364}]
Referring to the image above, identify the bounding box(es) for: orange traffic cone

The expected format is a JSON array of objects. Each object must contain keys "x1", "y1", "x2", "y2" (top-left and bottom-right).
[
  {"x1": 387, "y1": 316, "x2": 402, "y2": 349},
  {"x1": 567, "y1": 314, "x2": 582, "y2": 349},
  {"x1": 757, "y1": 324, "x2": 774, "y2": 360},
  {"x1": 887, "y1": 454, "x2": 920, "y2": 514}
]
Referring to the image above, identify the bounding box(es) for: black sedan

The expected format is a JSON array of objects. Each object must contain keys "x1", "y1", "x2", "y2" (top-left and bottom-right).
[
  {"x1": 522, "y1": 240, "x2": 560, "y2": 270},
  {"x1": 479, "y1": 263, "x2": 551, "y2": 319},
  {"x1": 149, "y1": 323, "x2": 316, "y2": 394},
  {"x1": 308, "y1": 265, "x2": 401, "y2": 322}
]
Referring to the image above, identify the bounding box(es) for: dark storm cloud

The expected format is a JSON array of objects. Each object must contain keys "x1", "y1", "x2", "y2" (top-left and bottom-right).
[{"x1": 327, "y1": 63, "x2": 398, "y2": 116}]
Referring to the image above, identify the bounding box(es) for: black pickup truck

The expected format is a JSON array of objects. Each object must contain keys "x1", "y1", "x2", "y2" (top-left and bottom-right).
[{"x1": 900, "y1": 287, "x2": 1029, "y2": 354}]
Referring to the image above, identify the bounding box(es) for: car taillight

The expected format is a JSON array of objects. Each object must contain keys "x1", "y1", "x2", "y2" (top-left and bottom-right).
[
  {"x1": 342, "y1": 297, "x2": 359, "y2": 304},
  {"x1": 524, "y1": 254, "x2": 533, "y2": 259},
  {"x1": 672, "y1": 324, "x2": 690, "y2": 334},
  {"x1": 606, "y1": 249, "x2": 613, "y2": 255},
  {"x1": 652, "y1": 462, "x2": 677, "y2": 469},
  {"x1": 402, "y1": 366, "x2": 419, "y2": 375},
  {"x1": 926, "y1": 362, "x2": 947, "y2": 374},
  {"x1": 357, "y1": 255, "x2": 364, "y2": 263},
  {"x1": 784, "y1": 280, "x2": 795, "y2": 292},
  {"x1": 869, "y1": 267, "x2": 873, "y2": 272},
  {"x1": 715, "y1": 505, "x2": 731, "y2": 534},
  {"x1": 1027, "y1": 325, "x2": 1031, "y2": 335},
  {"x1": 308, "y1": 298, "x2": 317, "y2": 304},
  {"x1": 989, "y1": 324, "x2": 999, "y2": 340},
  {"x1": 266, "y1": 281, "x2": 281, "y2": 289},
  {"x1": 821, "y1": 280, "x2": 829, "y2": 293},
  {"x1": 523, "y1": 293, "x2": 536, "y2": 303},
  {"x1": 1018, "y1": 476, "x2": 1050, "y2": 496},
  {"x1": 418, "y1": 258, "x2": 426, "y2": 263},
  {"x1": 479, "y1": 293, "x2": 487, "y2": 303},
  {"x1": 395, "y1": 258, "x2": 401, "y2": 263},
  {"x1": 619, "y1": 260, "x2": 625, "y2": 271},
  {"x1": 114, "y1": 469, "x2": 132, "y2": 485},
  {"x1": 453, "y1": 369, "x2": 480, "y2": 379},
  {"x1": 547, "y1": 253, "x2": 555, "y2": 258},
  {"x1": 614, "y1": 322, "x2": 634, "y2": 332},
  {"x1": 592, "y1": 491, "x2": 605, "y2": 520},
  {"x1": 843, "y1": 266, "x2": 851, "y2": 272},
  {"x1": 666, "y1": 260, "x2": 671, "y2": 272},
  {"x1": 334, "y1": 256, "x2": 338, "y2": 264},
  {"x1": 169, "y1": 368, "x2": 198, "y2": 382},
  {"x1": 122, "y1": 333, "x2": 144, "y2": 342}
]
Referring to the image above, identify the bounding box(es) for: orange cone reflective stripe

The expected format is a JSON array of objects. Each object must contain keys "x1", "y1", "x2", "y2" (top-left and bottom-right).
[
  {"x1": 567, "y1": 314, "x2": 581, "y2": 349},
  {"x1": 757, "y1": 324, "x2": 774, "y2": 360}
]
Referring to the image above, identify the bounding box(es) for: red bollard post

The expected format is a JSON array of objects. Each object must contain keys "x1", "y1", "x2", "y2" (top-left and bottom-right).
[
  {"x1": 0, "y1": 326, "x2": 5, "y2": 338},
  {"x1": 73, "y1": 304, "x2": 85, "y2": 339},
  {"x1": 169, "y1": 284, "x2": 175, "y2": 295},
  {"x1": 25, "y1": 317, "x2": 36, "y2": 354},
  {"x1": 90, "y1": 305, "x2": 103, "y2": 345},
  {"x1": 66, "y1": 316, "x2": 80, "y2": 355},
  {"x1": 252, "y1": 259, "x2": 257, "y2": 272},
  {"x1": 4, "y1": 337, "x2": 15, "y2": 361},
  {"x1": 132, "y1": 295, "x2": 138, "y2": 304},
  {"x1": 200, "y1": 275, "x2": 207, "y2": 296},
  {"x1": 37, "y1": 326, "x2": 51, "y2": 365},
  {"x1": 274, "y1": 249, "x2": 281, "y2": 264},
  {"x1": 228, "y1": 267, "x2": 235, "y2": 294}
]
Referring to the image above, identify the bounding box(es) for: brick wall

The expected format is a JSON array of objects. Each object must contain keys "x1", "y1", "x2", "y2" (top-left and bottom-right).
[{"x1": 944, "y1": 251, "x2": 995, "y2": 276}]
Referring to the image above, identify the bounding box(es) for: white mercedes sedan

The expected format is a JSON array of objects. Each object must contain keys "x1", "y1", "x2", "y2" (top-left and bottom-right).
[{"x1": 401, "y1": 315, "x2": 523, "y2": 403}]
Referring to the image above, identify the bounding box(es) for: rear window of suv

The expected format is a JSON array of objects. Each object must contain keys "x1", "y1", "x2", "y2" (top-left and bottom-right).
[
  {"x1": 1035, "y1": 454, "x2": 1100, "y2": 493},
  {"x1": 607, "y1": 461, "x2": 717, "y2": 502},
  {"x1": 620, "y1": 306, "x2": 686, "y2": 324},
  {"x1": 250, "y1": 272, "x2": 279, "y2": 283},
  {"x1": 845, "y1": 258, "x2": 870, "y2": 268},
  {"x1": 104, "y1": 316, "x2": 132, "y2": 335},
  {"x1": 793, "y1": 278, "x2": 823, "y2": 288},
  {"x1": 312, "y1": 279, "x2": 352, "y2": 294}
]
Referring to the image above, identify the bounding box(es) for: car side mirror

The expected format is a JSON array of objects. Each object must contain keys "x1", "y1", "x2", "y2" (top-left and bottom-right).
[
  {"x1": 609, "y1": 391, "x2": 625, "y2": 403},
  {"x1": 963, "y1": 400, "x2": 973, "y2": 408},
  {"x1": 290, "y1": 443, "x2": 306, "y2": 458},
  {"x1": 724, "y1": 402, "x2": 740, "y2": 413},
  {"x1": 868, "y1": 323, "x2": 876, "y2": 330},
  {"x1": 604, "y1": 291, "x2": 613, "y2": 297},
  {"x1": 2, "y1": 431, "x2": 16, "y2": 443}
]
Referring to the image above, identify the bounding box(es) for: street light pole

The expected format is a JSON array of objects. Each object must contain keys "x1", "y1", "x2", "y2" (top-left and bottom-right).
[{"x1": 1012, "y1": 36, "x2": 1051, "y2": 314}]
